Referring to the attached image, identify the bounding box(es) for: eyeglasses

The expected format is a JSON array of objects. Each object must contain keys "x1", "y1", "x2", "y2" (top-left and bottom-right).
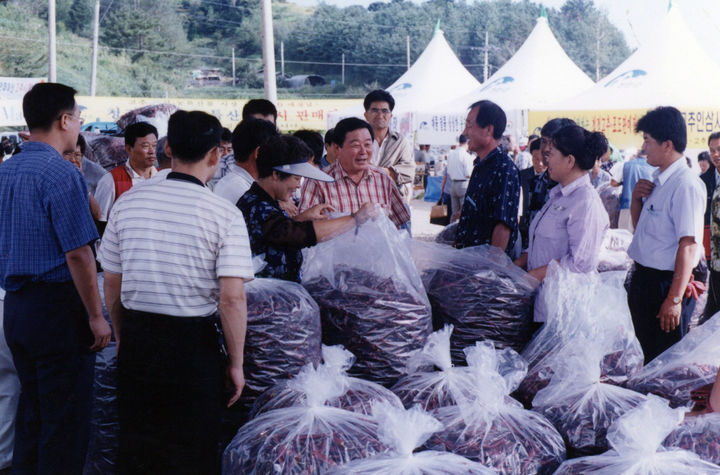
[
  {"x1": 58, "y1": 112, "x2": 85, "y2": 126},
  {"x1": 369, "y1": 107, "x2": 391, "y2": 115}
]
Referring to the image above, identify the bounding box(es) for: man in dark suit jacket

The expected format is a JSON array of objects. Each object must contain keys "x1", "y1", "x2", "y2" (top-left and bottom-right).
[
  {"x1": 701, "y1": 132, "x2": 720, "y2": 226},
  {"x1": 519, "y1": 137, "x2": 544, "y2": 249}
]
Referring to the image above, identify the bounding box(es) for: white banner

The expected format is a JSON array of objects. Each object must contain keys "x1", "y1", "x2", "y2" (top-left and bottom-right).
[
  {"x1": 0, "y1": 77, "x2": 45, "y2": 100},
  {"x1": 0, "y1": 100, "x2": 24, "y2": 128}
]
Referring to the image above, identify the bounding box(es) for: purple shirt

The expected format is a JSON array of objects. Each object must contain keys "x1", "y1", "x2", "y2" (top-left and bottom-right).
[{"x1": 527, "y1": 173, "x2": 608, "y2": 273}]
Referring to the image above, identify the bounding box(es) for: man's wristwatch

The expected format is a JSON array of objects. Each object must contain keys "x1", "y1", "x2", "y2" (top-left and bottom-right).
[{"x1": 670, "y1": 296, "x2": 682, "y2": 305}]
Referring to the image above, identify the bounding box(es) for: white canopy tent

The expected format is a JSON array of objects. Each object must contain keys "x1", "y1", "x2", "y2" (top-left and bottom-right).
[
  {"x1": 540, "y1": 6, "x2": 720, "y2": 111},
  {"x1": 416, "y1": 13, "x2": 595, "y2": 144},
  {"x1": 327, "y1": 27, "x2": 481, "y2": 139}
]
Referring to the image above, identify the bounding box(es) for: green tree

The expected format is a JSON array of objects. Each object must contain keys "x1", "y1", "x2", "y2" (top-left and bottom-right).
[{"x1": 67, "y1": 0, "x2": 94, "y2": 38}]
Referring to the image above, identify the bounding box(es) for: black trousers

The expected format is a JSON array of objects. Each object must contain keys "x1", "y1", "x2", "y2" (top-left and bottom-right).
[
  {"x1": 628, "y1": 263, "x2": 696, "y2": 364},
  {"x1": 117, "y1": 308, "x2": 226, "y2": 475},
  {"x1": 3, "y1": 281, "x2": 96, "y2": 475},
  {"x1": 704, "y1": 268, "x2": 720, "y2": 324}
]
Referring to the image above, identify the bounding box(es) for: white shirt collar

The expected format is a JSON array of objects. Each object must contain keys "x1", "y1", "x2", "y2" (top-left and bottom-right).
[
  {"x1": 125, "y1": 160, "x2": 157, "y2": 179},
  {"x1": 652, "y1": 156, "x2": 686, "y2": 186}
]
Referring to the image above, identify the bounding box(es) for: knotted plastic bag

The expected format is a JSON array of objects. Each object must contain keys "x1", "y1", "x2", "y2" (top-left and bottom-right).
[
  {"x1": 250, "y1": 345, "x2": 403, "y2": 418},
  {"x1": 516, "y1": 262, "x2": 643, "y2": 405},
  {"x1": 425, "y1": 342, "x2": 566, "y2": 475},
  {"x1": 627, "y1": 313, "x2": 720, "y2": 407},
  {"x1": 555, "y1": 396, "x2": 720, "y2": 474},
  {"x1": 83, "y1": 342, "x2": 118, "y2": 475},
  {"x1": 222, "y1": 354, "x2": 387, "y2": 474},
  {"x1": 412, "y1": 242, "x2": 539, "y2": 360},
  {"x1": 532, "y1": 341, "x2": 647, "y2": 455},
  {"x1": 324, "y1": 402, "x2": 494, "y2": 475},
  {"x1": 302, "y1": 215, "x2": 432, "y2": 386},
  {"x1": 663, "y1": 412, "x2": 720, "y2": 466}
]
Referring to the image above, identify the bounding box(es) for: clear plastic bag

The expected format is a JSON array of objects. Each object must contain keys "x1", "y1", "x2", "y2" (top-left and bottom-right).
[
  {"x1": 627, "y1": 313, "x2": 720, "y2": 407},
  {"x1": 516, "y1": 262, "x2": 644, "y2": 405},
  {"x1": 434, "y1": 222, "x2": 458, "y2": 246},
  {"x1": 240, "y1": 278, "x2": 322, "y2": 414},
  {"x1": 555, "y1": 396, "x2": 720, "y2": 474},
  {"x1": 324, "y1": 402, "x2": 495, "y2": 475},
  {"x1": 222, "y1": 356, "x2": 387, "y2": 474},
  {"x1": 425, "y1": 342, "x2": 566, "y2": 475},
  {"x1": 392, "y1": 325, "x2": 527, "y2": 411},
  {"x1": 302, "y1": 216, "x2": 432, "y2": 386},
  {"x1": 597, "y1": 229, "x2": 634, "y2": 272},
  {"x1": 663, "y1": 413, "x2": 720, "y2": 465},
  {"x1": 412, "y1": 241, "x2": 539, "y2": 360},
  {"x1": 532, "y1": 342, "x2": 647, "y2": 456},
  {"x1": 249, "y1": 345, "x2": 403, "y2": 418},
  {"x1": 83, "y1": 342, "x2": 118, "y2": 475}
]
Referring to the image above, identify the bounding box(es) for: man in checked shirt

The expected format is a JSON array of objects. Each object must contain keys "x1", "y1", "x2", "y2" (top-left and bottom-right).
[{"x1": 299, "y1": 117, "x2": 411, "y2": 230}]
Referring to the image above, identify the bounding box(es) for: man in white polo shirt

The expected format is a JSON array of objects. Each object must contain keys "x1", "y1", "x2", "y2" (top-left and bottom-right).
[
  {"x1": 627, "y1": 106, "x2": 706, "y2": 364},
  {"x1": 98, "y1": 110, "x2": 254, "y2": 473}
]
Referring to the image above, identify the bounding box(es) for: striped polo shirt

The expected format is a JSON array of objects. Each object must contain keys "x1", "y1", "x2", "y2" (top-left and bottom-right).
[{"x1": 97, "y1": 172, "x2": 254, "y2": 317}]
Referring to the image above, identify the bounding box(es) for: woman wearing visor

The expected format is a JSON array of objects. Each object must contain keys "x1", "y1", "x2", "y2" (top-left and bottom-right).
[{"x1": 237, "y1": 134, "x2": 377, "y2": 283}]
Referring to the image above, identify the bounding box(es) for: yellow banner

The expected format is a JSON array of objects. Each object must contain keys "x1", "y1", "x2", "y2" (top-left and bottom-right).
[
  {"x1": 529, "y1": 109, "x2": 720, "y2": 150},
  {"x1": 76, "y1": 96, "x2": 358, "y2": 132}
]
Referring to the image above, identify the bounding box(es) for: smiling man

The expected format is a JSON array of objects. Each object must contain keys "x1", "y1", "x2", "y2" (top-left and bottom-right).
[
  {"x1": 298, "y1": 117, "x2": 410, "y2": 229},
  {"x1": 455, "y1": 100, "x2": 520, "y2": 257},
  {"x1": 94, "y1": 122, "x2": 159, "y2": 222}
]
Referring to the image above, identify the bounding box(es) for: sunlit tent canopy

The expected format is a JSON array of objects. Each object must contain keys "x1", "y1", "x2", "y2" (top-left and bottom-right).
[
  {"x1": 327, "y1": 26, "x2": 481, "y2": 138},
  {"x1": 416, "y1": 11, "x2": 594, "y2": 144},
  {"x1": 530, "y1": 4, "x2": 720, "y2": 149}
]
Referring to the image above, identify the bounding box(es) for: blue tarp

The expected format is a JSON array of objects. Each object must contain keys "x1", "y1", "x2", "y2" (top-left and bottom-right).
[{"x1": 424, "y1": 176, "x2": 443, "y2": 202}]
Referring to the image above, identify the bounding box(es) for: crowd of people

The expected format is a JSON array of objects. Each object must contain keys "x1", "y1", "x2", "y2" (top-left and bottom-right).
[{"x1": 0, "y1": 81, "x2": 719, "y2": 473}]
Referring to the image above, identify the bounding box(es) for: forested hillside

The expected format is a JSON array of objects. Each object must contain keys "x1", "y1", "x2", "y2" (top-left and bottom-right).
[{"x1": 0, "y1": 0, "x2": 630, "y2": 98}]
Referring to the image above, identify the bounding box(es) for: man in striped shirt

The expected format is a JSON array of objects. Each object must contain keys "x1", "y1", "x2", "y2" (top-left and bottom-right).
[
  {"x1": 299, "y1": 117, "x2": 410, "y2": 229},
  {"x1": 98, "y1": 110, "x2": 254, "y2": 473}
]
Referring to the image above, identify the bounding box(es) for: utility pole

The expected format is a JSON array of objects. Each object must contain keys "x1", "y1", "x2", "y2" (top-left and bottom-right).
[
  {"x1": 90, "y1": 0, "x2": 100, "y2": 96},
  {"x1": 48, "y1": 0, "x2": 57, "y2": 82},
  {"x1": 260, "y1": 0, "x2": 277, "y2": 105},
  {"x1": 483, "y1": 31, "x2": 489, "y2": 82},
  {"x1": 280, "y1": 41, "x2": 285, "y2": 78},
  {"x1": 232, "y1": 47, "x2": 236, "y2": 86},
  {"x1": 341, "y1": 53, "x2": 345, "y2": 84},
  {"x1": 406, "y1": 36, "x2": 410, "y2": 70}
]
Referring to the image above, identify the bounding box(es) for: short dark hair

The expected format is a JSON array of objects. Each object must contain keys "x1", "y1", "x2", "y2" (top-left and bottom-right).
[
  {"x1": 552, "y1": 125, "x2": 609, "y2": 171},
  {"x1": 257, "y1": 135, "x2": 313, "y2": 179},
  {"x1": 334, "y1": 117, "x2": 374, "y2": 147},
  {"x1": 124, "y1": 122, "x2": 158, "y2": 147},
  {"x1": 528, "y1": 134, "x2": 540, "y2": 142},
  {"x1": 698, "y1": 151, "x2": 711, "y2": 163},
  {"x1": 708, "y1": 132, "x2": 720, "y2": 146},
  {"x1": 156, "y1": 136, "x2": 171, "y2": 167},
  {"x1": 469, "y1": 100, "x2": 506, "y2": 140},
  {"x1": 77, "y1": 134, "x2": 86, "y2": 155},
  {"x1": 458, "y1": 134, "x2": 468, "y2": 144},
  {"x1": 231, "y1": 118, "x2": 278, "y2": 163},
  {"x1": 242, "y1": 99, "x2": 277, "y2": 121},
  {"x1": 541, "y1": 118, "x2": 577, "y2": 138},
  {"x1": 324, "y1": 128, "x2": 337, "y2": 146},
  {"x1": 293, "y1": 130, "x2": 324, "y2": 164},
  {"x1": 221, "y1": 127, "x2": 232, "y2": 142},
  {"x1": 22, "y1": 82, "x2": 77, "y2": 131},
  {"x1": 363, "y1": 90, "x2": 395, "y2": 112},
  {"x1": 167, "y1": 110, "x2": 222, "y2": 163},
  {"x1": 635, "y1": 106, "x2": 687, "y2": 153},
  {"x1": 529, "y1": 137, "x2": 542, "y2": 153}
]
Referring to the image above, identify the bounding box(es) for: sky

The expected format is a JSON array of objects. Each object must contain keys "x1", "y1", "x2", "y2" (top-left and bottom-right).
[{"x1": 286, "y1": 0, "x2": 720, "y2": 51}]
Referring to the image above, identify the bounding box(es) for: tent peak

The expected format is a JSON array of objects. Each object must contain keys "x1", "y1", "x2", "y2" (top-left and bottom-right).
[
  {"x1": 667, "y1": 0, "x2": 672, "y2": 12},
  {"x1": 433, "y1": 19, "x2": 441, "y2": 35},
  {"x1": 541, "y1": 5, "x2": 547, "y2": 19}
]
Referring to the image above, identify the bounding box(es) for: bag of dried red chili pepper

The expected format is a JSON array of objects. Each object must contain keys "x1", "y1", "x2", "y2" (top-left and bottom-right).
[
  {"x1": 324, "y1": 402, "x2": 495, "y2": 475},
  {"x1": 516, "y1": 263, "x2": 644, "y2": 406},
  {"x1": 238, "y1": 278, "x2": 322, "y2": 414},
  {"x1": 249, "y1": 344, "x2": 403, "y2": 418},
  {"x1": 425, "y1": 341, "x2": 566, "y2": 475},
  {"x1": 532, "y1": 342, "x2": 647, "y2": 456},
  {"x1": 434, "y1": 221, "x2": 458, "y2": 246},
  {"x1": 554, "y1": 396, "x2": 720, "y2": 474},
  {"x1": 627, "y1": 313, "x2": 720, "y2": 408},
  {"x1": 391, "y1": 325, "x2": 527, "y2": 411},
  {"x1": 662, "y1": 413, "x2": 720, "y2": 465},
  {"x1": 83, "y1": 342, "x2": 118, "y2": 475},
  {"x1": 302, "y1": 216, "x2": 432, "y2": 387},
  {"x1": 222, "y1": 356, "x2": 388, "y2": 474},
  {"x1": 412, "y1": 242, "x2": 540, "y2": 361}
]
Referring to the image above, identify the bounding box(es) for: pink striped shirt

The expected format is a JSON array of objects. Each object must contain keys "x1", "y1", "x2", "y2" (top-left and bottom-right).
[{"x1": 299, "y1": 162, "x2": 410, "y2": 228}]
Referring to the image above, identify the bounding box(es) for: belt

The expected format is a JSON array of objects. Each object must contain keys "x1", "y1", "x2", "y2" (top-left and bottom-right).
[{"x1": 451, "y1": 179, "x2": 469, "y2": 182}]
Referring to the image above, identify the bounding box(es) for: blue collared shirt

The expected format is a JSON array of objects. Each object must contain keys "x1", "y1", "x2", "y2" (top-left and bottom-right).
[
  {"x1": 456, "y1": 147, "x2": 520, "y2": 255},
  {"x1": 0, "y1": 142, "x2": 98, "y2": 291}
]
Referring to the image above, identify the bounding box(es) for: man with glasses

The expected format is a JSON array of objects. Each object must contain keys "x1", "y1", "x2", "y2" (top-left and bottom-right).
[
  {"x1": 0, "y1": 82, "x2": 111, "y2": 473},
  {"x1": 363, "y1": 90, "x2": 415, "y2": 202},
  {"x1": 94, "y1": 122, "x2": 159, "y2": 222}
]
